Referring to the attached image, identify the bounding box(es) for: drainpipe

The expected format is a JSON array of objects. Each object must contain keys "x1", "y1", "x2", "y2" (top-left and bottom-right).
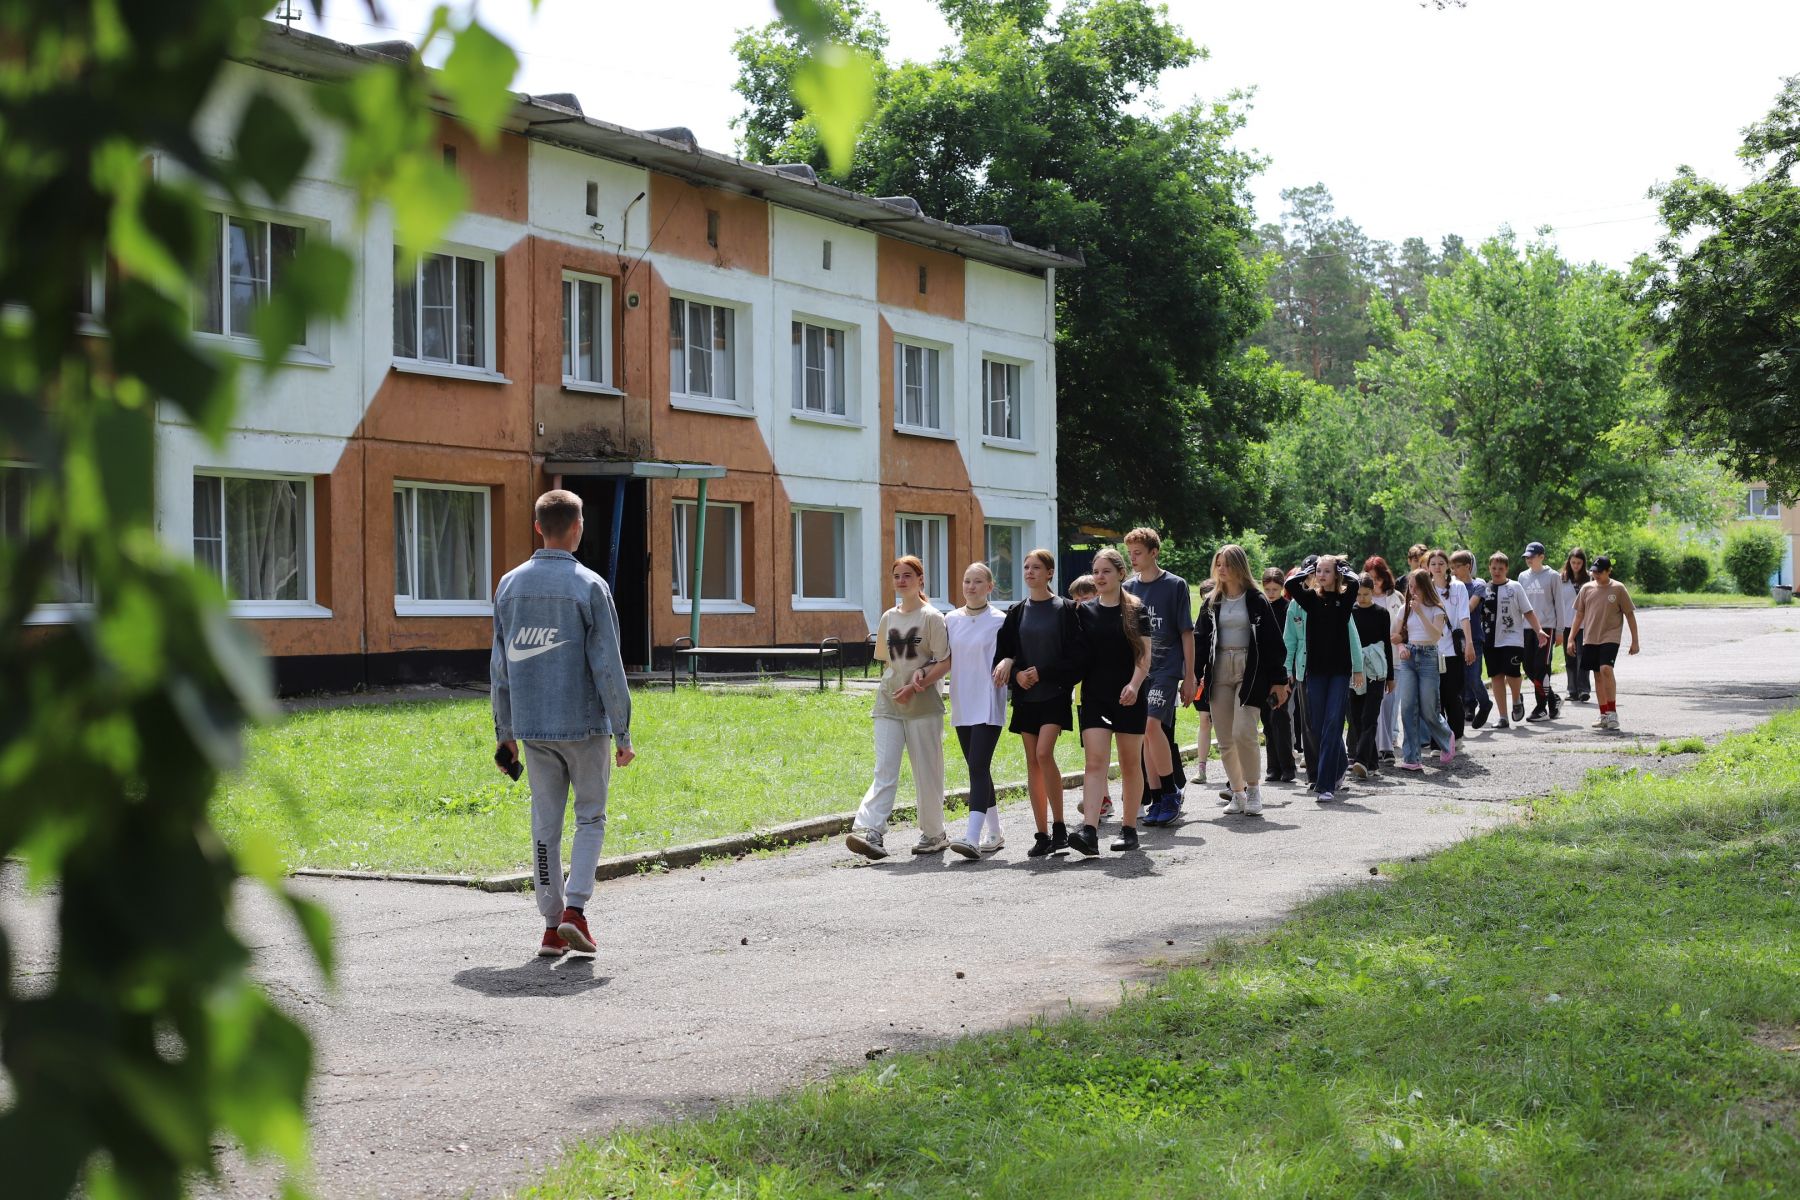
[{"x1": 688, "y1": 477, "x2": 709, "y2": 676}]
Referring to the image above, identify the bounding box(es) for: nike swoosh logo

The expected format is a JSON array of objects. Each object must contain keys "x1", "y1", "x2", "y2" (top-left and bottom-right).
[{"x1": 507, "y1": 639, "x2": 569, "y2": 662}]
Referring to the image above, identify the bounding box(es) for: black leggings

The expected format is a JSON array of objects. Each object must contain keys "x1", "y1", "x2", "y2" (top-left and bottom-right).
[{"x1": 956, "y1": 723, "x2": 1003, "y2": 812}]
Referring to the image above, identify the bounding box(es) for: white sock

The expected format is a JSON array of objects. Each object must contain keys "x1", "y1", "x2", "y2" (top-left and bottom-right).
[{"x1": 965, "y1": 809, "x2": 988, "y2": 844}]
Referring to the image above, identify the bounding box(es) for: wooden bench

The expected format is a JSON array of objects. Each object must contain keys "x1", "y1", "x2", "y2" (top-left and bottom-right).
[{"x1": 669, "y1": 636, "x2": 844, "y2": 692}]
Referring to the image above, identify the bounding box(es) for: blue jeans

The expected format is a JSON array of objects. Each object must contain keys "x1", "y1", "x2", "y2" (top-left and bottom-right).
[
  {"x1": 1304, "y1": 674, "x2": 1352, "y2": 793},
  {"x1": 1396, "y1": 646, "x2": 1456, "y2": 764}
]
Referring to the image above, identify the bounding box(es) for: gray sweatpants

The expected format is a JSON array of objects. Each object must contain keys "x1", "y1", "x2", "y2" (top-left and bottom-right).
[{"x1": 522, "y1": 734, "x2": 613, "y2": 923}]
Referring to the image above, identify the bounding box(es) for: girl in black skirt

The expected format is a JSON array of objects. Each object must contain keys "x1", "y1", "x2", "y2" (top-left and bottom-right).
[
  {"x1": 994, "y1": 548, "x2": 1087, "y2": 858},
  {"x1": 1066, "y1": 547, "x2": 1151, "y2": 856}
]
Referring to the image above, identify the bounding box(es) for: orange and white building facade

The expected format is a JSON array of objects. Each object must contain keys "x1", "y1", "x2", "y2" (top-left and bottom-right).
[{"x1": 47, "y1": 24, "x2": 1075, "y2": 690}]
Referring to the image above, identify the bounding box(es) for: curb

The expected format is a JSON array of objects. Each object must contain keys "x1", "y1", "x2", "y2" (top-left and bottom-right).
[{"x1": 289, "y1": 747, "x2": 1202, "y2": 892}]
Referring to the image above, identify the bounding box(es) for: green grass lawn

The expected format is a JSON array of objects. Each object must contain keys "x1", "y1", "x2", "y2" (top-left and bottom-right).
[
  {"x1": 519, "y1": 710, "x2": 1800, "y2": 1200},
  {"x1": 212, "y1": 688, "x2": 1203, "y2": 876},
  {"x1": 1633, "y1": 592, "x2": 1776, "y2": 608}
]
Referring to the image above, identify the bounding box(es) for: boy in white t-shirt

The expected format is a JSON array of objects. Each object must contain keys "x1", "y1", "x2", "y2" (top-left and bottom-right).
[
  {"x1": 1482, "y1": 551, "x2": 1551, "y2": 729},
  {"x1": 1517, "y1": 541, "x2": 1564, "y2": 722}
]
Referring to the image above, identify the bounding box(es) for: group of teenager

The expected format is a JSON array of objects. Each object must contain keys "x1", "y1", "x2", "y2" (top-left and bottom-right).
[{"x1": 845, "y1": 530, "x2": 1642, "y2": 863}]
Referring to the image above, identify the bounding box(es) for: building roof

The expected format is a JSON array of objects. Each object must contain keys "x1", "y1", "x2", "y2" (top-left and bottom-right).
[{"x1": 240, "y1": 23, "x2": 1083, "y2": 276}]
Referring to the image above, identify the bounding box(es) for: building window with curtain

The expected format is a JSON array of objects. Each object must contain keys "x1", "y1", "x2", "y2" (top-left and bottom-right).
[
  {"x1": 192, "y1": 473, "x2": 313, "y2": 609},
  {"x1": 672, "y1": 499, "x2": 744, "y2": 611},
  {"x1": 894, "y1": 340, "x2": 944, "y2": 434},
  {"x1": 193, "y1": 212, "x2": 303, "y2": 341},
  {"x1": 393, "y1": 482, "x2": 492, "y2": 615},
  {"x1": 791, "y1": 319, "x2": 849, "y2": 418},
  {"x1": 793, "y1": 507, "x2": 850, "y2": 605},
  {"x1": 393, "y1": 248, "x2": 492, "y2": 371},
  {"x1": 981, "y1": 357, "x2": 1024, "y2": 442},
  {"x1": 561, "y1": 271, "x2": 614, "y2": 387},
  {"x1": 894, "y1": 513, "x2": 947, "y2": 601},
  {"x1": 984, "y1": 521, "x2": 1027, "y2": 604},
  {"x1": 2, "y1": 462, "x2": 97, "y2": 617},
  {"x1": 669, "y1": 296, "x2": 739, "y2": 406}
]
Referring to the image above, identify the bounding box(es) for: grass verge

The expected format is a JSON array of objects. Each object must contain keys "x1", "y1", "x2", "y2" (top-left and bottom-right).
[
  {"x1": 520, "y1": 710, "x2": 1800, "y2": 1199},
  {"x1": 212, "y1": 688, "x2": 1203, "y2": 876},
  {"x1": 1633, "y1": 592, "x2": 1776, "y2": 608}
]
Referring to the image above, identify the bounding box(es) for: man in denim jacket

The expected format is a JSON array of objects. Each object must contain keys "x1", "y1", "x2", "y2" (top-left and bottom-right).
[{"x1": 492, "y1": 489, "x2": 635, "y2": 958}]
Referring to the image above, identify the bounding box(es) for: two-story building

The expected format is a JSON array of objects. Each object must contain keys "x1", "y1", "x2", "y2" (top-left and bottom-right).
[{"x1": 6, "y1": 23, "x2": 1077, "y2": 692}]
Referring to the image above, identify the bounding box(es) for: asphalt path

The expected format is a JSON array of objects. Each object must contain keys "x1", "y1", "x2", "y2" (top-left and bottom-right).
[{"x1": 5, "y1": 608, "x2": 1798, "y2": 1198}]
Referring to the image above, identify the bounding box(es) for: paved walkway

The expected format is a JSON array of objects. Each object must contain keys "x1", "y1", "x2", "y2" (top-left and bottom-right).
[{"x1": 5, "y1": 608, "x2": 1798, "y2": 1198}]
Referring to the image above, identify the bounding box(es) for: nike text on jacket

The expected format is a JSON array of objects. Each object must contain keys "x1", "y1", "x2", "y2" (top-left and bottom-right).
[{"x1": 491, "y1": 549, "x2": 633, "y2": 748}]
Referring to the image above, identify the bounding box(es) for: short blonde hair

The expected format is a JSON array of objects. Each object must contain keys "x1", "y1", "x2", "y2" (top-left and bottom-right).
[
  {"x1": 1068, "y1": 574, "x2": 1098, "y2": 597},
  {"x1": 1123, "y1": 527, "x2": 1162, "y2": 554}
]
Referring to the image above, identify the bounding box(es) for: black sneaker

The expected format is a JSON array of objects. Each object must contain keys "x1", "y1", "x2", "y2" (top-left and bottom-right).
[
  {"x1": 1472, "y1": 697, "x2": 1492, "y2": 728},
  {"x1": 1110, "y1": 825, "x2": 1140, "y2": 852},
  {"x1": 1547, "y1": 693, "x2": 1562, "y2": 719},
  {"x1": 1511, "y1": 700, "x2": 1525, "y2": 723},
  {"x1": 1218, "y1": 789, "x2": 1233, "y2": 803},
  {"x1": 1497, "y1": 717, "x2": 1511, "y2": 729},
  {"x1": 1026, "y1": 832, "x2": 1055, "y2": 858},
  {"x1": 1527, "y1": 700, "x2": 1549, "y2": 723},
  {"x1": 1050, "y1": 823, "x2": 1070, "y2": 853},
  {"x1": 1280, "y1": 770, "x2": 1297, "y2": 783},
  {"x1": 1067, "y1": 825, "x2": 1101, "y2": 857},
  {"x1": 1264, "y1": 771, "x2": 1282, "y2": 783}
]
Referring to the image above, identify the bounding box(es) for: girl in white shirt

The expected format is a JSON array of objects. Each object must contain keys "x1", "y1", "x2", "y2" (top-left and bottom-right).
[
  {"x1": 944, "y1": 563, "x2": 1009, "y2": 859},
  {"x1": 1425, "y1": 548, "x2": 1476, "y2": 742},
  {"x1": 1393, "y1": 570, "x2": 1458, "y2": 770}
]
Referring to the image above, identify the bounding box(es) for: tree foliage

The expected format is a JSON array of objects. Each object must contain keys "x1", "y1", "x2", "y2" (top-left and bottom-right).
[
  {"x1": 1351, "y1": 233, "x2": 1732, "y2": 558},
  {"x1": 732, "y1": 0, "x2": 1293, "y2": 540},
  {"x1": 0, "y1": 1, "x2": 863, "y2": 1196},
  {"x1": 1251, "y1": 184, "x2": 1464, "y2": 388},
  {"x1": 1640, "y1": 76, "x2": 1800, "y2": 502},
  {"x1": 1723, "y1": 523, "x2": 1787, "y2": 596}
]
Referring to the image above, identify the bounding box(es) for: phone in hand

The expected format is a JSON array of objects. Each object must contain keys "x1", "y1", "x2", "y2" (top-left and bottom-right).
[{"x1": 494, "y1": 743, "x2": 523, "y2": 781}]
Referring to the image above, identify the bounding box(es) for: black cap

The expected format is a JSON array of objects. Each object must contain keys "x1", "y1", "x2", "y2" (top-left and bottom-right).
[
  {"x1": 1593, "y1": 554, "x2": 1613, "y2": 573},
  {"x1": 1524, "y1": 541, "x2": 1547, "y2": 557}
]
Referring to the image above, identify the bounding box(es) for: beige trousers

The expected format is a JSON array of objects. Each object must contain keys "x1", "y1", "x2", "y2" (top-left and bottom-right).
[
  {"x1": 1210, "y1": 648, "x2": 1260, "y2": 790},
  {"x1": 854, "y1": 714, "x2": 946, "y2": 838}
]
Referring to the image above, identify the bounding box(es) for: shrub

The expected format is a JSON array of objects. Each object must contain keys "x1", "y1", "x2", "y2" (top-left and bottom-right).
[
  {"x1": 1635, "y1": 539, "x2": 1675, "y2": 593},
  {"x1": 1722, "y1": 523, "x2": 1786, "y2": 595},
  {"x1": 1674, "y1": 547, "x2": 1713, "y2": 593}
]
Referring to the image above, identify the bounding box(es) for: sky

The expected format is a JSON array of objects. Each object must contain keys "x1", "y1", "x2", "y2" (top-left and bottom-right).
[{"x1": 300, "y1": 0, "x2": 1800, "y2": 268}]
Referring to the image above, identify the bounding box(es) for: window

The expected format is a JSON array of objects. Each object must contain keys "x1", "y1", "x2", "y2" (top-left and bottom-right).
[
  {"x1": 393, "y1": 483, "x2": 491, "y2": 613},
  {"x1": 1747, "y1": 487, "x2": 1781, "y2": 519},
  {"x1": 194, "y1": 213, "x2": 302, "y2": 340},
  {"x1": 918, "y1": 264, "x2": 928, "y2": 294},
  {"x1": 895, "y1": 513, "x2": 947, "y2": 601},
  {"x1": 822, "y1": 239, "x2": 832, "y2": 270},
  {"x1": 192, "y1": 473, "x2": 312, "y2": 607},
  {"x1": 705, "y1": 209, "x2": 720, "y2": 248},
  {"x1": 793, "y1": 507, "x2": 848, "y2": 604},
  {"x1": 792, "y1": 319, "x2": 848, "y2": 417},
  {"x1": 1, "y1": 463, "x2": 95, "y2": 610},
  {"x1": 985, "y1": 522, "x2": 1026, "y2": 604},
  {"x1": 672, "y1": 499, "x2": 742, "y2": 608},
  {"x1": 76, "y1": 266, "x2": 102, "y2": 319},
  {"x1": 669, "y1": 297, "x2": 737, "y2": 402},
  {"x1": 894, "y1": 341, "x2": 943, "y2": 433},
  {"x1": 393, "y1": 249, "x2": 490, "y2": 370},
  {"x1": 982, "y1": 357, "x2": 1023, "y2": 441},
  {"x1": 585, "y1": 181, "x2": 599, "y2": 217},
  {"x1": 561, "y1": 272, "x2": 613, "y2": 386}
]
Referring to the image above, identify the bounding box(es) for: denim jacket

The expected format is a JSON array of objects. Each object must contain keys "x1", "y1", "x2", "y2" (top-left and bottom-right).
[{"x1": 490, "y1": 550, "x2": 633, "y2": 747}]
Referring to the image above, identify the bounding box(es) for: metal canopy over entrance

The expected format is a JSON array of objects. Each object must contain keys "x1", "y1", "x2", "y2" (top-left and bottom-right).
[{"x1": 546, "y1": 460, "x2": 727, "y2": 654}]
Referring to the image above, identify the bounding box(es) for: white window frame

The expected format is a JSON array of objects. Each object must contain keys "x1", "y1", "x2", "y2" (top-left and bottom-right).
[
  {"x1": 792, "y1": 505, "x2": 856, "y2": 609},
  {"x1": 3, "y1": 460, "x2": 97, "y2": 624},
  {"x1": 1747, "y1": 486, "x2": 1781, "y2": 519},
  {"x1": 893, "y1": 338, "x2": 949, "y2": 437},
  {"x1": 192, "y1": 210, "x2": 306, "y2": 343},
  {"x1": 984, "y1": 521, "x2": 1030, "y2": 607},
  {"x1": 672, "y1": 499, "x2": 751, "y2": 614},
  {"x1": 981, "y1": 355, "x2": 1027, "y2": 445},
  {"x1": 894, "y1": 512, "x2": 948, "y2": 603},
  {"x1": 192, "y1": 469, "x2": 324, "y2": 618},
  {"x1": 561, "y1": 270, "x2": 616, "y2": 392},
  {"x1": 392, "y1": 245, "x2": 502, "y2": 381},
  {"x1": 392, "y1": 481, "x2": 494, "y2": 617},
  {"x1": 669, "y1": 293, "x2": 748, "y2": 414},
  {"x1": 790, "y1": 316, "x2": 857, "y2": 424}
]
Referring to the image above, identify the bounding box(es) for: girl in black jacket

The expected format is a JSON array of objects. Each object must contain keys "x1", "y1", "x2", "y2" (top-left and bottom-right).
[
  {"x1": 993, "y1": 548, "x2": 1086, "y2": 858},
  {"x1": 1196, "y1": 545, "x2": 1288, "y2": 816},
  {"x1": 1285, "y1": 554, "x2": 1366, "y2": 802}
]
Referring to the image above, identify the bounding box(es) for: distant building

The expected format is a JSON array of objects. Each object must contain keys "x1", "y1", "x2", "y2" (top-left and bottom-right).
[
  {"x1": 6, "y1": 22, "x2": 1078, "y2": 692},
  {"x1": 1742, "y1": 483, "x2": 1796, "y2": 587}
]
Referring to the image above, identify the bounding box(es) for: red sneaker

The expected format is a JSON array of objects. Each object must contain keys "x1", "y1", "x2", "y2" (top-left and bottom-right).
[
  {"x1": 557, "y1": 907, "x2": 596, "y2": 954},
  {"x1": 538, "y1": 928, "x2": 567, "y2": 958}
]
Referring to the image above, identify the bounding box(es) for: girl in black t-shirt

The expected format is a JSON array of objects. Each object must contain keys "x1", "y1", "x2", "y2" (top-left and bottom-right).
[{"x1": 1066, "y1": 548, "x2": 1151, "y2": 856}]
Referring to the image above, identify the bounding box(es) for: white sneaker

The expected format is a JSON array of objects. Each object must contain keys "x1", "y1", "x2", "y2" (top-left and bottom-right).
[
  {"x1": 948, "y1": 837, "x2": 980, "y2": 860},
  {"x1": 1224, "y1": 791, "x2": 1247, "y2": 815},
  {"x1": 1245, "y1": 786, "x2": 1264, "y2": 815},
  {"x1": 1602, "y1": 712, "x2": 1620, "y2": 731},
  {"x1": 977, "y1": 833, "x2": 1005, "y2": 855},
  {"x1": 912, "y1": 832, "x2": 950, "y2": 855},
  {"x1": 1351, "y1": 762, "x2": 1369, "y2": 779}
]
